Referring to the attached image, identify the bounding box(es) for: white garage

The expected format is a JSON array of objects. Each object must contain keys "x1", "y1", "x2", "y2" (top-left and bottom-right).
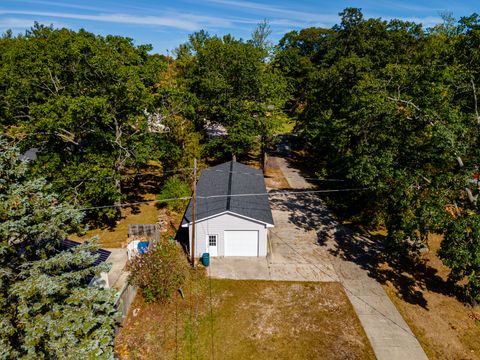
[
  {"x1": 182, "y1": 160, "x2": 274, "y2": 258},
  {"x1": 224, "y1": 230, "x2": 259, "y2": 256}
]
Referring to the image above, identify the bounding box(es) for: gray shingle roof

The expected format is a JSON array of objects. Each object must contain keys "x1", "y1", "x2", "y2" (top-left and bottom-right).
[
  {"x1": 60, "y1": 239, "x2": 111, "y2": 285},
  {"x1": 18, "y1": 147, "x2": 39, "y2": 161},
  {"x1": 182, "y1": 161, "x2": 274, "y2": 226}
]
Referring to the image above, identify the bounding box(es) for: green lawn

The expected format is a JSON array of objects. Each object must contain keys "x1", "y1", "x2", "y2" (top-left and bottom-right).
[{"x1": 115, "y1": 277, "x2": 375, "y2": 359}]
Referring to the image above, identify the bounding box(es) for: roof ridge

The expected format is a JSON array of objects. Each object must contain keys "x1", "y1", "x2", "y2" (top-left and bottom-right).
[{"x1": 226, "y1": 160, "x2": 233, "y2": 210}]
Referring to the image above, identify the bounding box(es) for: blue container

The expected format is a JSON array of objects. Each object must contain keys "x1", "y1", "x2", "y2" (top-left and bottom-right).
[
  {"x1": 202, "y1": 252, "x2": 210, "y2": 267},
  {"x1": 137, "y1": 241, "x2": 149, "y2": 254}
]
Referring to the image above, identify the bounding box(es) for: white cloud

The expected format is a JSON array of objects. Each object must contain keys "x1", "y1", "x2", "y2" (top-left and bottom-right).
[
  {"x1": 204, "y1": 0, "x2": 339, "y2": 24},
  {"x1": 377, "y1": 1, "x2": 446, "y2": 13},
  {"x1": 14, "y1": 0, "x2": 108, "y2": 12},
  {"x1": 0, "y1": 17, "x2": 36, "y2": 29},
  {"x1": 393, "y1": 16, "x2": 442, "y2": 27},
  {"x1": 0, "y1": 9, "x2": 232, "y2": 31},
  {"x1": 0, "y1": 16, "x2": 69, "y2": 32}
]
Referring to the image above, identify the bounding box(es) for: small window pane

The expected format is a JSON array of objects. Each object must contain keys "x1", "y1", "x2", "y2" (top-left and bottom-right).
[{"x1": 209, "y1": 235, "x2": 217, "y2": 246}]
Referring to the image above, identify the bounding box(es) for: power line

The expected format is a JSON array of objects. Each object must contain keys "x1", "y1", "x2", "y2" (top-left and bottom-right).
[
  {"x1": 203, "y1": 168, "x2": 349, "y2": 183},
  {"x1": 208, "y1": 273, "x2": 214, "y2": 360},
  {"x1": 53, "y1": 166, "x2": 267, "y2": 183},
  {"x1": 77, "y1": 196, "x2": 192, "y2": 211},
  {"x1": 44, "y1": 163, "x2": 286, "y2": 184},
  {"x1": 50, "y1": 167, "x2": 194, "y2": 183},
  {"x1": 202, "y1": 168, "x2": 264, "y2": 177},
  {"x1": 196, "y1": 188, "x2": 370, "y2": 200},
  {"x1": 303, "y1": 178, "x2": 347, "y2": 182},
  {"x1": 76, "y1": 188, "x2": 371, "y2": 211}
]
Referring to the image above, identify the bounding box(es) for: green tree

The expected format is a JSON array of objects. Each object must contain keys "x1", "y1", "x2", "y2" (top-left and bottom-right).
[
  {"x1": 157, "y1": 176, "x2": 191, "y2": 212},
  {"x1": 0, "y1": 24, "x2": 177, "y2": 221},
  {"x1": 438, "y1": 13, "x2": 480, "y2": 303},
  {"x1": 177, "y1": 26, "x2": 288, "y2": 159},
  {"x1": 0, "y1": 138, "x2": 117, "y2": 358},
  {"x1": 275, "y1": 8, "x2": 480, "y2": 301}
]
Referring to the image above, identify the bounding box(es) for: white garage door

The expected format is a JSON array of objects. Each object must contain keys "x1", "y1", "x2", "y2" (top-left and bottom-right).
[{"x1": 224, "y1": 230, "x2": 259, "y2": 256}]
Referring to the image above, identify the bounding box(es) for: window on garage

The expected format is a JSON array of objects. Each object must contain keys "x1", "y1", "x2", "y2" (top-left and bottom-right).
[{"x1": 208, "y1": 235, "x2": 217, "y2": 246}]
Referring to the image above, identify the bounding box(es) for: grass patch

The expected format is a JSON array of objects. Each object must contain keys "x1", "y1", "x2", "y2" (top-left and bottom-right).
[
  {"x1": 72, "y1": 195, "x2": 186, "y2": 248},
  {"x1": 275, "y1": 117, "x2": 296, "y2": 134},
  {"x1": 115, "y1": 278, "x2": 375, "y2": 359},
  {"x1": 71, "y1": 201, "x2": 159, "y2": 248}
]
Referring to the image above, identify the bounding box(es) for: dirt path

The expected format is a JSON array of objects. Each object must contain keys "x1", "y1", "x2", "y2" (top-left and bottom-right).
[
  {"x1": 268, "y1": 156, "x2": 311, "y2": 189},
  {"x1": 268, "y1": 155, "x2": 428, "y2": 360}
]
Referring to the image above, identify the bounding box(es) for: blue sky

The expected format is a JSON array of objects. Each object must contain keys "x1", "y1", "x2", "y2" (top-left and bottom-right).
[{"x1": 0, "y1": 1, "x2": 478, "y2": 54}]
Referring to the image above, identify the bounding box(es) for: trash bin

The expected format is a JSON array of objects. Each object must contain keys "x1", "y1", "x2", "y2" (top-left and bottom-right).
[
  {"x1": 202, "y1": 252, "x2": 210, "y2": 267},
  {"x1": 137, "y1": 241, "x2": 149, "y2": 254}
]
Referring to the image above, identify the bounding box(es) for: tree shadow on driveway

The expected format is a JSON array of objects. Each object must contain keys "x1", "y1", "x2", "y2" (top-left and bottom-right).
[{"x1": 269, "y1": 192, "x2": 454, "y2": 310}]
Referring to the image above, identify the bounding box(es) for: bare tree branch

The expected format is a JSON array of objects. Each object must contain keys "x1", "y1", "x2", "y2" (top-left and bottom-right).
[
  {"x1": 471, "y1": 78, "x2": 480, "y2": 126},
  {"x1": 387, "y1": 96, "x2": 421, "y2": 111}
]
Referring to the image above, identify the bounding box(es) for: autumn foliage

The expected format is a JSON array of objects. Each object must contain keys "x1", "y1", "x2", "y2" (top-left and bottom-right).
[{"x1": 127, "y1": 239, "x2": 189, "y2": 303}]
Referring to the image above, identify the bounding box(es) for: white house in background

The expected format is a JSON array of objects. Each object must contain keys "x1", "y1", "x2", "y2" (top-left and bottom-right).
[
  {"x1": 181, "y1": 161, "x2": 274, "y2": 258},
  {"x1": 205, "y1": 120, "x2": 228, "y2": 138}
]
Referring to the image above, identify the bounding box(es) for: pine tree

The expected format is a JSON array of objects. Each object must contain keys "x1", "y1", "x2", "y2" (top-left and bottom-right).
[{"x1": 0, "y1": 138, "x2": 117, "y2": 359}]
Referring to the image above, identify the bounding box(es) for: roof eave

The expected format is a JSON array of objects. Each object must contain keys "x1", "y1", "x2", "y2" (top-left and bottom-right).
[{"x1": 182, "y1": 210, "x2": 274, "y2": 228}]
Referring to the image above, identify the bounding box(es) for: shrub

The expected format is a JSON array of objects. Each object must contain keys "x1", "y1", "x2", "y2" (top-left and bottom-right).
[
  {"x1": 157, "y1": 176, "x2": 191, "y2": 212},
  {"x1": 127, "y1": 239, "x2": 189, "y2": 303}
]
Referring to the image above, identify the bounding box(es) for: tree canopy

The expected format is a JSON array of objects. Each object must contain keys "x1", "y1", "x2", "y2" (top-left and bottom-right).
[
  {"x1": 0, "y1": 24, "x2": 199, "y2": 221},
  {"x1": 2, "y1": 8, "x2": 480, "y2": 307},
  {"x1": 176, "y1": 27, "x2": 289, "y2": 159},
  {"x1": 274, "y1": 9, "x2": 480, "y2": 302}
]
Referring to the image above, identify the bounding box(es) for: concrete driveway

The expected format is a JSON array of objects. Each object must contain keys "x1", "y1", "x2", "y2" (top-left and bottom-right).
[
  {"x1": 208, "y1": 155, "x2": 428, "y2": 360},
  {"x1": 208, "y1": 198, "x2": 339, "y2": 282},
  {"x1": 208, "y1": 157, "x2": 338, "y2": 282}
]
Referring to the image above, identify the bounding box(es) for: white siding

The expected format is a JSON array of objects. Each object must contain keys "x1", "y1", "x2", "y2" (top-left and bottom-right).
[{"x1": 188, "y1": 212, "x2": 268, "y2": 257}]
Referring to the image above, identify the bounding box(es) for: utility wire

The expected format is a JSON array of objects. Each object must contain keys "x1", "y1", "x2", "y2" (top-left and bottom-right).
[
  {"x1": 196, "y1": 188, "x2": 370, "y2": 200},
  {"x1": 208, "y1": 273, "x2": 214, "y2": 360},
  {"x1": 50, "y1": 167, "x2": 194, "y2": 183},
  {"x1": 77, "y1": 196, "x2": 192, "y2": 211},
  {"x1": 302, "y1": 178, "x2": 347, "y2": 182},
  {"x1": 202, "y1": 168, "x2": 264, "y2": 177},
  {"x1": 53, "y1": 167, "x2": 268, "y2": 183},
  {"x1": 185, "y1": 168, "x2": 349, "y2": 183},
  {"x1": 76, "y1": 188, "x2": 371, "y2": 211}
]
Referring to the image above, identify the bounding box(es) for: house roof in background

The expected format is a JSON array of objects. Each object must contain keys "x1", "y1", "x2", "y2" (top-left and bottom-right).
[
  {"x1": 182, "y1": 161, "x2": 274, "y2": 226},
  {"x1": 60, "y1": 239, "x2": 111, "y2": 284},
  {"x1": 18, "y1": 147, "x2": 39, "y2": 161}
]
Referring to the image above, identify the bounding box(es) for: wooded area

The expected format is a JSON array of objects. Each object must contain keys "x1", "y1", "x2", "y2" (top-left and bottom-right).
[
  {"x1": 274, "y1": 9, "x2": 480, "y2": 303},
  {"x1": 1, "y1": 7, "x2": 480, "y2": 356}
]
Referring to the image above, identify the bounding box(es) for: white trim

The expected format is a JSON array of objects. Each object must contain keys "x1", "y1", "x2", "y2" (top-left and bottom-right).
[{"x1": 181, "y1": 210, "x2": 274, "y2": 228}]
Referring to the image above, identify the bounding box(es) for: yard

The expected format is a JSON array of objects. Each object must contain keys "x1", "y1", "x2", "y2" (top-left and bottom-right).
[
  {"x1": 378, "y1": 234, "x2": 480, "y2": 360},
  {"x1": 115, "y1": 278, "x2": 375, "y2": 359},
  {"x1": 71, "y1": 186, "x2": 186, "y2": 248},
  {"x1": 277, "y1": 152, "x2": 480, "y2": 359}
]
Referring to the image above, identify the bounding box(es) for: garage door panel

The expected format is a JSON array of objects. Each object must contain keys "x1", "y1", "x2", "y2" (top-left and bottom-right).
[{"x1": 224, "y1": 230, "x2": 258, "y2": 256}]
